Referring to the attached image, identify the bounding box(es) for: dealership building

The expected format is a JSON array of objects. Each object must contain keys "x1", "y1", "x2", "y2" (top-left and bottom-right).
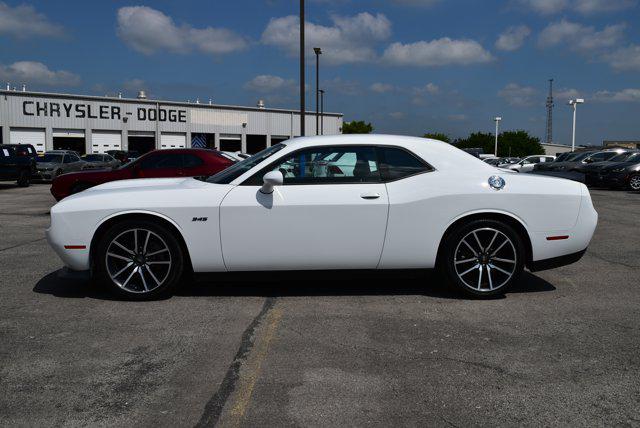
[{"x1": 0, "y1": 88, "x2": 343, "y2": 155}]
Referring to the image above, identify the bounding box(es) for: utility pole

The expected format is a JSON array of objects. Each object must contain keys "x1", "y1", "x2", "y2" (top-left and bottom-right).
[
  {"x1": 545, "y1": 79, "x2": 554, "y2": 144},
  {"x1": 494, "y1": 116, "x2": 502, "y2": 156},
  {"x1": 314, "y1": 47, "x2": 322, "y2": 135},
  {"x1": 319, "y1": 89, "x2": 325, "y2": 135},
  {"x1": 569, "y1": 99, "x2": 584, "y2": 152},
  {"x1": 299, "y1": 0, "x2": 305, "y2": 136}
]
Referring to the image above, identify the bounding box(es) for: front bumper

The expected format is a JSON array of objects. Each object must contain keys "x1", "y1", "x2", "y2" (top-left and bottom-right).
[
  {"x1": 46, "y1": 224, "x2": 91, "y2": 271},
  {"x1": 33, "y1": 170, "x2": 54, "y2": 180}
]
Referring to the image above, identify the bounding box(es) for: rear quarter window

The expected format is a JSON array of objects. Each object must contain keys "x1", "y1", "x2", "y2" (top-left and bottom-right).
[{"x1": 377, "y1": 147, "x2": 432, "y2": 181}]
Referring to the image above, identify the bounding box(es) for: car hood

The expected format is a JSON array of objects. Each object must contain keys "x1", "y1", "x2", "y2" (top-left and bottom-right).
[
  {"x1": 600, "y1": 161, "x2": 640, "y2": 172},
  {"x1": 52, "y1": 177, "x2": 234, "y2": 215}
]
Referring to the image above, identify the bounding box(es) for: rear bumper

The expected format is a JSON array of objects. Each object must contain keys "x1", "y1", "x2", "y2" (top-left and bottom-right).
[{"x1": 528, "y1": 249, "x2": 587, "y2": 272}]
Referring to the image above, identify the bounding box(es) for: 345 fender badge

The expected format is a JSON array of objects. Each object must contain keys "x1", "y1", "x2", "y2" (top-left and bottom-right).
[{"x1": 192, "y1": 217, "x2": 208, "y2": 222}]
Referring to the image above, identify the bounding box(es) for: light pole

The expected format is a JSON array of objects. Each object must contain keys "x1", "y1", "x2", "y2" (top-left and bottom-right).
[
  {"x1": 494, "y1": 116, "x2": 502, "y2": 156},
  {"x1": 568, "y1": 98, "x2": 584, "y2": 152},
  {"x1": 299, "y1": 0, "x2": 305, "y2": 136},
  {"x1": 319, "y1": 89, "x2": 325, "y2": 135},
  {"x1": 314, "y1": 47, "x2": 322, "y2": 135}
]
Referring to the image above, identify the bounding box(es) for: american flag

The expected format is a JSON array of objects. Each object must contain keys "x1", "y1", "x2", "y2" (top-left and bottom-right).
[{"x1": 191, "y1": 133, "x2": 207, "y2": 148}]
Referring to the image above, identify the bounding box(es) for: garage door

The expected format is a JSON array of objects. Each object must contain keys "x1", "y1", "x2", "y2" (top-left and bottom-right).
[
  {"x1": 92, "y1": 131, "x2": 121, "y2": 153},
  {"x1": 10, "y1": 128, "x2": 46, "y2": 153},
  {"x1": 161, "y1": 132, "x2": 186, "y2": 149}
]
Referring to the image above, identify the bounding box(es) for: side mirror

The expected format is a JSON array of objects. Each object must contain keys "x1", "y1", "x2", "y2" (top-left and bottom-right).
[{"x1": 260, "y1": 170, "x2": 283, "y2": 194}]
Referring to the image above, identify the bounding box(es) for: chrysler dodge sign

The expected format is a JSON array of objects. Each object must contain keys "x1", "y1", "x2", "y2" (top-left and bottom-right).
[{"x1": 22, "y1": 100, "x2": 187, "y2": 123}]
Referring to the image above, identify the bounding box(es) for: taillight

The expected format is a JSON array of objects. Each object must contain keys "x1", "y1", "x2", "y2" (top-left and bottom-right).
[{"x1": 328, "y1": 165, "x2": 343, "y2": 175}]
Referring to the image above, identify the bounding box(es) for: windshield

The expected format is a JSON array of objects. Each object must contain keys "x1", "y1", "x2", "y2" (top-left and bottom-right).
[
  {"x1": 38, "y1": 154, "x2": 63, "y2": 163},
  {"x1": 207, "y1": 144, "x2": 286, "y2": 184},
  {"x1": 622, "y1": 153, "x2": 640, "y2": 163},
  {"x1": 82, "y1": 155, "x2": 103, "y2": 162}
]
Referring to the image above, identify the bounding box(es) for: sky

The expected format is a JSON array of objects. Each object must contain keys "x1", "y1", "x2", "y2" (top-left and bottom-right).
[{"x1": 1, "y1": 0, "x2": 639, "y2": 145}]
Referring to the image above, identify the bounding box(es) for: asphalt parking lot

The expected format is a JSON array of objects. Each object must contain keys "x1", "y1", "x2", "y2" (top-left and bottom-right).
[{"x1": 1, "y1": 183, "x2": 639, "y2": 427}]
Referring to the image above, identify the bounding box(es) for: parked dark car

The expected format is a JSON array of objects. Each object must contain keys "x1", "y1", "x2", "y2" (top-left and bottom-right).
[
  {"x1": 596, "y1": 152, "x2": 640, "y2": 190},
  {"x1": 533, "y1": 151, "x2": 612, "y2": 172},
  {"x1": 34, "y1": 152, "x2": 86, "y2": 181},
  {"x1": 8, "y1": 143, "x2": 39, "y2": 159},
  {"x1": 51, "y1": 148, "x2": 234, "y2": 201},
  {"x1": 80, "y1": 153, "x2": 121, "y2": 170},
  {"x1": 575, "y1": 150, "x2": 639, "y2": 186},
  {"x1": 0, "y1": 145, "x2": 36, "y2": 187}
]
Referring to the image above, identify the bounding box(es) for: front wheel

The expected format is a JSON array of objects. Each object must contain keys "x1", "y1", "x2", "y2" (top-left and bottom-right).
[
  {"x1": 441, "y1": 219, "x2": 525, "y2": 297},
  {"x1": 95, "y1": 220, "x2": 184, "y2": 300},
  {"x1": 629, "y1": 174, "x2": 640, "y2": 191}
]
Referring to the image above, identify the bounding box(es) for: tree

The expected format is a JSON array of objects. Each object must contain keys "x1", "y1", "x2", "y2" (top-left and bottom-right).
[
  {"x1": 422, "y1": 132, "x2": 451, "y2": 143},
  {"x1": 454, "y1": 130, "x2": 543, "y2": 157},
  {"x1": 342, "y1": 120, "x2": 373, "y2": 134}
]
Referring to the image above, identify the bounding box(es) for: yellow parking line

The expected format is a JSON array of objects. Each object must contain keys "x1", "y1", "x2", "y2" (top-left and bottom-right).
[{"x1": 221, "y1": 307, "x2": 283, "y2": 427}]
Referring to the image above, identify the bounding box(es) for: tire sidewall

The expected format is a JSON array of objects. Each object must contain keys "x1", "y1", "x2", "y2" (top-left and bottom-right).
[
  {"x1": 442, "y1": 219, "x2": 525, "y2": 297},
  {"x1": 629, "y1": 174, "x2": 640, "y2": 191},
  {"x1": 17, "y1": 170, "x2": 30, "y2": 187},
  {"x1": 94, "y1": 219, "x2": 184, "y2": 300}
]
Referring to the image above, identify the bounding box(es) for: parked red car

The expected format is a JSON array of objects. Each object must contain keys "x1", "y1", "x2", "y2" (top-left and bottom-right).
[{"x1": 50, "y1": 148, "x2": 234, "y2": 201}]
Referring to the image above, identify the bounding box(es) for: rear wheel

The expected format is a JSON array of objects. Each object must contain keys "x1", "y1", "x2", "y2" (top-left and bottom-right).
[
  {"x1": 629, "y1": 174, "x2": 640, "y2": 191},
  {"x1": 17, "y1": 170, "x2": 30, "y2": 187},
  {"x1": 441, "y1": 219, "x2": 525, "y2": 297},
  {"x1": 95, "y1": 220, "x2": 184, "y2": 300}
]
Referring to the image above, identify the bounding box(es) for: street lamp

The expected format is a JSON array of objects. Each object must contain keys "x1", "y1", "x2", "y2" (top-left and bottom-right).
[
  {"x1": 568, "y1": 98, "x2": 584, "y2": 152},
  {"x1": 314, "y1": 47, "x2": 322, "y2": 135},
  {"x1": 299, "y1": 0, "x2": 305, "y2": 136},
  {"x1": 494, "y1": 116, "x2": 502, "y2": 156},
  {"x1": 319, "y1": 89, "x2": 325, "y2": 135}
]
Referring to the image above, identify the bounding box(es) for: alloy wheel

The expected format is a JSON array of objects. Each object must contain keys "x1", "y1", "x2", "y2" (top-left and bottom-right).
[
  {"x1": 630, "y1": 175, "x2": 640, "y2": 191},
  {"x1": 105, "y1": 228, "x2": 172, "y2": 294},
  {"x1": 453, "y1": 227, "x2": 517, "y2": 292}
]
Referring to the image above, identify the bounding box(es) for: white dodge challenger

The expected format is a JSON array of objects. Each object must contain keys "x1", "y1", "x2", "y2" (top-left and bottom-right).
[{"x1": 46, "y1": 135, "x2": 597, "y2": 299}]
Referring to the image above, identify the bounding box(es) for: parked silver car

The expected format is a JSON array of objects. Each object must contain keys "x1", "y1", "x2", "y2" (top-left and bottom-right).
[
  {"x1": 80, "y1": 153, "x2": 121, "y2": 170},
  {"x1": 34, "y1": 152, "x2": 86, "y2": 181},
  {"x1": 505, "y1": 155, "x2": 555, "y2": 173}
]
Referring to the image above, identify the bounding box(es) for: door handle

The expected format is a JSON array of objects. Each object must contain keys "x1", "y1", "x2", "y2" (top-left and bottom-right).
[{"x1": 360, "y1": 192, "x2": 381, "y2": 200}]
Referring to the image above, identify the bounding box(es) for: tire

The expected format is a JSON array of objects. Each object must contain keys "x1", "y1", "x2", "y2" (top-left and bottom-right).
[
  {"x1": 94, "y1": 219, "x2": 184, "y2": 300},
  {"x1": 440, "y1": 219, "x2": 525, "y2": 297},
  {"x1": 629, "y1": 174, "x2": 640, "y2": 191},
  {"x1": 70, "y1": 182, "x2": 92, "y2": 195},
  {"x1": 16, "y1": 170, "x2": 30, "y2": 187}
]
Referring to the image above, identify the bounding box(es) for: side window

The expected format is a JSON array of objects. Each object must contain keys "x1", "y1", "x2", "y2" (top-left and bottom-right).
[
  {"x1": 183, "y1": 154, "x2": 204, "y2": 168},
  {"x1": 139, "y1": 153, "x2": 182, "y2": 170},
  {"x1": 63, "y1": 155, "x2": 71, "y2": 164},
  {"x1": 70, "y1": 154, "x2": 81, "y2": 162},
  {"x1": 378, "y1": 147, "x2": 431, "y2": 181},
  {"x1": 246, "y1": 146, "x2": 380, "y2": 185}
]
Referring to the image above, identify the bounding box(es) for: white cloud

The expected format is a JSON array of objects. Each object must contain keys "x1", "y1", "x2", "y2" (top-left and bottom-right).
[
  {"x1": 555, "y1": 88, "x2": 582, "y2": 100},
  {"x1": 574, "y1": 0, "x2": 636, "y2": 13},
  {"x1": 411, "y1": 83, "x2": 440, "y2": 105},
  {"x1": 370, "y1": 82, "x2": 394, "y2": 93},
  {"x1": 498, "y1": 83, "x2": 538, "y2": 107},
  {"x1": 495, "y1": 25, "x2": 531, "y2": 51},
  {"x1": 244, "y1": 75, "x2": 296, "y2": 93},
  {"x1": 593, "y1": 88, "x2": 640, "y2": 102},
  {"x1": 0, "y1": 61, "x2": 80, "y2": 86},
  {"x1": 392, "y1": 0, "x2": 440, "y2": 6},
  {"x1": 382, "y1": 38, "x2": 493, "y2": 66},
  {"x1": 0, "y1": 2, "x2": 64, "y2": 38},
  {"x1": 520, "y1": 0, "x2": 635, "y2": 13},
  {"x1": 389, "y1": 111, "x2": 406, "y2": 119},
  {"x1": 261, "y1": 12, "x2": 391, "y2": 64},
  {"x1": 602, "y1": 44, "x2": 640, "y2": 71},
  {"x1": 519, "y1": 0, "x2": 570, "y2": 14},
  {"x1": 538, "y1": 20, "x2": 625, "y2": 53},
  {"x1": 117, "y1": 6, "x2": 247, "y2": 56}
]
